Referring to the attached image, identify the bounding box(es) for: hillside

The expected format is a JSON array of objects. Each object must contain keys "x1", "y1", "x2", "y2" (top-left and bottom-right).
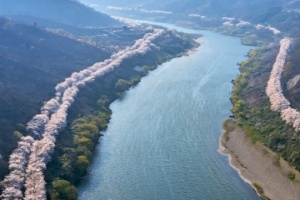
[
  {"x1": 0, "y1": 0, "x2": 167, "y2": 181},
  {"x1": 283, "y1": 39, "x2": 300, "y2": 109},
  {"x1": 81, "y1": 0, "x2": 283, "y2": 19},
  {"x1": 0, "y1": 0, "x2": 120, "y2": 27},
  {"x1": 0, "y1": 17, "x2": 112, "y2": 180},
  {"x1": 1, "y1": 0, "x2": 300, "y2": 198},
  {"x1": 81, "y1": 0, "x2": 300, "y2": 38},
  {"x1": 0, "y1": 13, "x2": 199, "y2": 198}
]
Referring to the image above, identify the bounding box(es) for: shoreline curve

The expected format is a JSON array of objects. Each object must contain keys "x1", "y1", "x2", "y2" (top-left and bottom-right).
[{"x1": 219, "y1": 119, "x2": 300, "y2": 200}]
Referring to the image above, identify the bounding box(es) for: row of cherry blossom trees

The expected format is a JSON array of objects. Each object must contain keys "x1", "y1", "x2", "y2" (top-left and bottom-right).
[
  {"x1": 265, "y1": 38, "x2": 300, "y2": 131},
  {"x1": 1, "y1": 28, "x2": 166, "y2": 200}
]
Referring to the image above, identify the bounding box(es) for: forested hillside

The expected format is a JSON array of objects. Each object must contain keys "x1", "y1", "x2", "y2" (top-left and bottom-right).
[
  {"x1": 0, "y1": 0, "x2": 145, "y2": 185},
  {"x1": 0, "y1": 17, "x2": 112, "y2": 181},
  {"x1": 0, "y1": 3, "x2": 199, "y2": 197},
  {"x1": 0, "y1": 0, "x2": 120, "y2": 27},
  {"x1": 81, "y1": 0, "x2": 300, "y2": 37},
  {"x1": 283, "y1": 39, "x2": 300, "y2": 109},
  {"x1": 82, "y1": 0, "x2": 282, "y2": 19},
  {"x1": 2, "y1": 0, "x2": 300, "y2": 198}
]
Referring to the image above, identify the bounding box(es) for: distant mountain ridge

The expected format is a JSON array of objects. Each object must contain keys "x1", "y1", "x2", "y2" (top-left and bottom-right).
[
  {"x1": 82, "y1": 0, "x2": 284, "y2": 23},
  {"x1": 0, "y1": 0, "x2": 120, "y2": 27}
]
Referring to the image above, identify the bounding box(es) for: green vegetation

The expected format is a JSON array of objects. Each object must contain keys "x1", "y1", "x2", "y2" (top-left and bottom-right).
[
  {"x1": 287, "y1": 172, "x2": 296, "y2": 181},
  {"x1": 43, "y1": 31, "x2": 197, "y2": 198},
  {"x1": 252, "y1": 182, "x2": 271, "y2": 200},
  {"x1": 223, "y1": 119, "x2": 236, "y2": 132},
  {"x1": 0, "y1": 17, "x2": 111, "y2": 181},
  {"x1": 272, "y1": 154, "x2": 281, "y2": 167},
  {"x1": 0, "y1": 13, "x2": 198, "y2": 197},
  {"x1": 230, "y1": 45, "x2": 300, "y2": 172},
  {"x1": 46, "y1": 108, "x2": 111, "y2": 194},
  {"x1": 252, "y1": 182, "x2": 264, "y2": 195},
  {"x1": 44, "y1": 69, "x2": 143, "y2": 197},
  {"x1": 51, "y1": 179, "x2": 77, "y2": 200}
]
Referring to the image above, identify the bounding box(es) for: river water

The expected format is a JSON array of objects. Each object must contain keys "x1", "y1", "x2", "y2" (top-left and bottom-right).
[{"x1": 78, "y1": 23, "x2": 260, "y2": 200}]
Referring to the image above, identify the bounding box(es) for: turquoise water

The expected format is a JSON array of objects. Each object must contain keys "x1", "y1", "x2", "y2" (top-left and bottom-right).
[{"x1": 78, "y1": 24, "x2": 260, "y2": 200}]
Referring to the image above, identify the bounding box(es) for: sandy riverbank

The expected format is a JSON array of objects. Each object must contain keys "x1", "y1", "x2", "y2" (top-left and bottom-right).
[
  {"x1": 184, "y1": 39, "x2": 204, "y2": 56},
  {"x1": 219, "y1": 119, "x2": 300, "y2": 200},
  {"x1": 184, "y1": 49, "x2": 197, "y2": 56}
]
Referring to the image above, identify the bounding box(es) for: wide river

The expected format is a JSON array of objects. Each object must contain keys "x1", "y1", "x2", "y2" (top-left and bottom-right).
[{"x1": 78, "y1": 22, "x2": 260, "y2": 199}]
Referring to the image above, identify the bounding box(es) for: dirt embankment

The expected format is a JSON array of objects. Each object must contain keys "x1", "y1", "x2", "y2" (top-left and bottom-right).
[{"x1": 220, "y1": 119, "x2": 300, "y2": 200}]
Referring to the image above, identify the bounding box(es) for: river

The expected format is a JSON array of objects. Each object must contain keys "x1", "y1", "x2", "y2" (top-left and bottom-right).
[{"x1": 78, "y1": 22, "x2": 260, "y2": 200}]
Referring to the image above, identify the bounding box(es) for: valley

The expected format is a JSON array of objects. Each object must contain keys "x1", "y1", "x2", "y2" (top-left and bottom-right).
[{"x1": 1, "y1": 0, "x2": 300, "y2": 199}]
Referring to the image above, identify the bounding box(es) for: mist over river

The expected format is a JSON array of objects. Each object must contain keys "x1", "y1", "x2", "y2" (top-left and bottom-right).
[{"x1": 78, "y1": 22, "x2": 260, "y2": 200}]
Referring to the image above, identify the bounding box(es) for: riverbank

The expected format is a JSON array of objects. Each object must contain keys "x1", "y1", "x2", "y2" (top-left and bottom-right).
[
  {"x1": 184, "y1": 39, "x2": 203, "y2": 56},
  {"x1": 220, "y1": 119, "x2": 300, "y2": 200},
  {"x1": 78, "y1": 29, "x2": 258, "y2": 199},
  {"x1": 43, "y1": 29, "x2": 200, "y2": 199}
]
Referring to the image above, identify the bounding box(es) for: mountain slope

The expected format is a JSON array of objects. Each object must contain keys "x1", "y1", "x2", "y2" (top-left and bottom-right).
[
  {"x1": 0, "y1": 0, "x2": 120, "y2": 27},
  {"x1": 0, "y1": 17, "x2": 111, "y2": 180},
  {"x1": 81, "y1": 0, "x2": 283, "y2": 20}
]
